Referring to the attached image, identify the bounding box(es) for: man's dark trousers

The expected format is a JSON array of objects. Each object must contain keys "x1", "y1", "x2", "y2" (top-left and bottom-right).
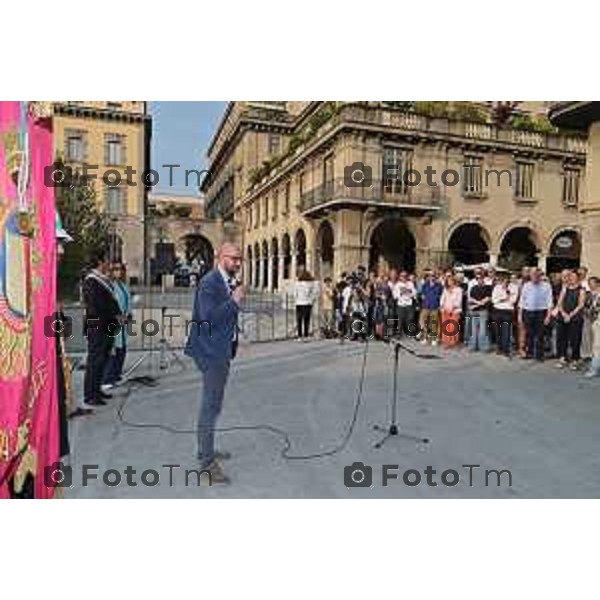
[
  {"x1": 523, "y1": 309, "x2": 546, "y2": 359},
  {"x1": 84, "y1": 327, "x2": 112, "y2": 402},
  {"x1": 198, "y1": 360, "x2": 230, "y2": 468}
]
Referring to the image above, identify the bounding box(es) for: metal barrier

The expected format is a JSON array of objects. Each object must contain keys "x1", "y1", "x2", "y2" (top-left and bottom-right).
[{"x1": 62, "y1": 288, "x2": 324, "y2": 358}]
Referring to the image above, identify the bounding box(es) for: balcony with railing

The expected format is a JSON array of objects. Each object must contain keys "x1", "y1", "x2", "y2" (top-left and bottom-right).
[
  {"x1": 298, "y1": 178, "x2": 443, "y2": 216},
  {"x1": 245, "y1": 102, "x2": 588, "y2": 203}
]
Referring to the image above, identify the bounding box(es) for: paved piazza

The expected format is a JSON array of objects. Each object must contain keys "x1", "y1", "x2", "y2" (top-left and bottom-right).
[{"x1": 65, "y1": 338, "x2": 600, "y2": 498}]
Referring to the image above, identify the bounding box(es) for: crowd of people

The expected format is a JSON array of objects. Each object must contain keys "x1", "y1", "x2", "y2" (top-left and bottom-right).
[{"x1": 295, "y1": 263, "x2": 600, "y2": 378}]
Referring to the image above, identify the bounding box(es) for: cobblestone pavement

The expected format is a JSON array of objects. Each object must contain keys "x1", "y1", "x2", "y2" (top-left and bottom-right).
[{"x1": 64, "y1": 338, "x2": 600, "y2": 498}]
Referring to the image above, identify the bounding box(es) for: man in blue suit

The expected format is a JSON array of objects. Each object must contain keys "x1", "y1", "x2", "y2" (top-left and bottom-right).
[{"x1": 184, "y1": 243, "x2": 244, "y2": 484}]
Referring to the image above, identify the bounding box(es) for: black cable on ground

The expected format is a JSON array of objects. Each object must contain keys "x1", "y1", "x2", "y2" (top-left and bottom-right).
[{"x1": 116, "y1": 339, "x2": 370, "y2": 461}]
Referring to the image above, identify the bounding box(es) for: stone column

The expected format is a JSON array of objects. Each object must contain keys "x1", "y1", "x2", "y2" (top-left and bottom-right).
[
  {"x1": 267, "y1": 249, "x2": 274, "y2": 291},
  {"x1": 537, "y1": 253, "x2": 547, "y2": 272},
  {"x1": 581, "y1": 121, "x2": 600, "y2": 275},
  {"x1": 257, "y1": 255, "x2": 263, "y2": 289}
]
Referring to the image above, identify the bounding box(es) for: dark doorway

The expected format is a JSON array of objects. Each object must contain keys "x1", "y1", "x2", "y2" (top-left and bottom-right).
[
  {"x1": 295, "y1": 229, "x2": 307, "y2": 273},
  {"x1": 547, "y1": 230, "x2": 581, "y2": 273},
  {"x1": 262, "y1": 240, "x2": 269, "y2": 289},
  {"x1": 448, "y1": 223, "x2": 490, "y2": 265},
  {"x1": 369, "y1": 219, "x2": 416, "y2": 273},
  {"x1": 317, "y1": 220, "x2": 335, "y2": 280},
  {"x1": 499, "y1": 227, "x2": 539, "y2": 270},
  {"x1": 282, "y1": 233, "x2": 291, "y2": 279}
]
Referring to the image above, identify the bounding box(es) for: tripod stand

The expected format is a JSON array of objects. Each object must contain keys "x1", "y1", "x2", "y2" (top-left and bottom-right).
[
  {"x1": 159, "y1": 306, "x2": 186, "y2": 371},
  {"x1": 373, "y1": 340, "x2": 431, "y2": 449}
]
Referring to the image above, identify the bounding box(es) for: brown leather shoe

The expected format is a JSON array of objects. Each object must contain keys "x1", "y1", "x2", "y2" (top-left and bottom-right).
[
  {"x1": 202, "y1": 461, "x2": 230, "y2": 485},
  {"x1": 197, "y1": 451, "x2": 232, "y2": 461}
]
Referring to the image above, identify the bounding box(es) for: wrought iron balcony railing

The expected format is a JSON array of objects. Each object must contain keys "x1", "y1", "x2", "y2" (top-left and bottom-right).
[{"x1": 299, "y1": 178, "x2": 443, "y2": 214}]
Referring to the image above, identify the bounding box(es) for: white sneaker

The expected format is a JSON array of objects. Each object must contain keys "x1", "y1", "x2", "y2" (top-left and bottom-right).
[
  {"x1": 101, "y1": 384, "x2": 113, "y2": 392},
  {"x1": 420, "y1": 338, "x2": 428, "y2": 345},
  {"x1": 584, "y1": 371, "x2": 597, "y2": 378},
  {"x1": 431, "y1": 340, "x2": 438, "y2": 347}
]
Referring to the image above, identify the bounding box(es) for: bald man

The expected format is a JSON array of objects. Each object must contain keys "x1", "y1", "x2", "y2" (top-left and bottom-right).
[{"x1": 185, "y1": 243, "x2": 244, "y2": 484}]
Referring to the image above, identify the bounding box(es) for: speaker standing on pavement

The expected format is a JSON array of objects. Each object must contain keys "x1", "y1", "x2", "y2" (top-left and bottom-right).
[{"x1": 184, "y1": 243, "x2": 244, "y2": 485}]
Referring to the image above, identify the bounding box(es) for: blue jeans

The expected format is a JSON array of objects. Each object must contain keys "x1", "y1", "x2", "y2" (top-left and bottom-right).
[
  {"x1": 467, "y1": 311, "x2": 489, "y2": 352},
  {"x1": 197, "y1": 362, "x2": 230, "y2": 467}
]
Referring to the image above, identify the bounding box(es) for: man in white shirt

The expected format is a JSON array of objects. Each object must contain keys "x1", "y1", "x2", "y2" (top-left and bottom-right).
[
  {"x1": 393, "y1": 271, "x2": 417, "y2": 337},
  {"x1": 491, "y1": 273, "x2": 518, "y2": 356},
  {"x1": 518, "y1": 268, "x2": 553, "y2": 360}
]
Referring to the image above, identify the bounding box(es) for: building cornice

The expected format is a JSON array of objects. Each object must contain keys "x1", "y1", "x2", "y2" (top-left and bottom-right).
[
  {"x1": 240, "y1": 106, "x2": 587, "y2": 206},
  {"x1": 53, "y1": 102, "x2": 150, "y2": 124}
]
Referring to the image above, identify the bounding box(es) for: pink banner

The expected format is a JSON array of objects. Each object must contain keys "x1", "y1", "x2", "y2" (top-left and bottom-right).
[{"x1": 0, "y1": 101, "x2": 58, "y2": 499}]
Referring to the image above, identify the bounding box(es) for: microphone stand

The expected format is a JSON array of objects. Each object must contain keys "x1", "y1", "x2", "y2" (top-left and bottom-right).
[{"x1": 373, "y1": 339, "x2": 432, "y2": 449}]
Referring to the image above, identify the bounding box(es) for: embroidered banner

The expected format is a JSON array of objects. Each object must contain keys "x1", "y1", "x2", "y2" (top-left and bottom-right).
[{"x1": 0, "y1": 101, "x2": 58, "y2": 499}]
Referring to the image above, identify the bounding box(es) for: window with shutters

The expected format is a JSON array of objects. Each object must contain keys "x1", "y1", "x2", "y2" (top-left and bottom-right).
[
  {"x1": 562, "y1": 167, "x2": 580, "y2": 207},
  {"x1": 515, "y1": 161, "x2": 534, "y2": 200},
  {"x1": 65, "y1": 129, "x2": 87, "y2": 162},
  {"x1": 268, "y1": 134, "x2": 281, "y2": 156},
  {"x1": 383, "y1": 147, "x2": 412, "y2": 195},
  {"x1": 272, "y1": 190, "x2": 278, "y2": 220},
  {"x1": 105, "y1": 186, "x2": 127, "y2": 214},
  {"x1": 299, "y1": 171, "x2": 306, "y2": 205},
  {"x1": 105, "y1": 133, "x2": 127, "y2": 166},
  {"x1": 323, "y1": 154, "x2": 334, "y2": 196},
  {"x1": 283, "y1": 181, "x2": 290, "y2": 215},
  {"x1": 463, "y1": 156, "x2": 484, "y2": 196}
]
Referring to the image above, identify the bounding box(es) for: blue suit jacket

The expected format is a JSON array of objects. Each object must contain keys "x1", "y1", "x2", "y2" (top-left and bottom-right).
[{"x1": 184, "y1": 268, "x2": 239, "y2": 371}]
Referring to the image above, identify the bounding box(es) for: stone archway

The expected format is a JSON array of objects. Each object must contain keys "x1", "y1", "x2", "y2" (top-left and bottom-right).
[
  {"x1": 499, "y1": 226, "x2": 540, "y2": 270},
  {"x1": 253, "y1": 242, "x2": 260, "y2": 288},
  {"x1": 181, "y1": 233, "x2": 214, "y2": 266},
  {"x1": 282, "y1": 233, "x2": 291, "y2": 280},
  {"x1": 295, "y1": 228, "x2": 307, "y2": 274},
  {"x1": 246, "y1": 244, "x2": 253, "y2": 287},
  {"x1": 261, "y1": 240, "x2": 269, "y2": 290},
  {"x1": 448, "y1": 223, "x2": 491, "y2": 265},
  {"x1": 316, "y1": 220, "x2": 335, "y2": 280},
  {"x1": 546, "y1": 229, "x2": 582, "y2": 273},
  {"x1": 369, "y1": 218, "x2": 416, "y2": 273}
]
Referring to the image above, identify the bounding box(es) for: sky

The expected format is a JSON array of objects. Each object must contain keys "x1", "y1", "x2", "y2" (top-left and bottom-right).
[{"x1": 148, "y1": 101, "x2": 227, "y2": 196}]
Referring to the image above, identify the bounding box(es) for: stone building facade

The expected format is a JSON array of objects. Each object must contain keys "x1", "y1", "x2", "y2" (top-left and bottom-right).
[
  {"x1": 550, "y1": 102, "x2": 600, "y2": 276},
  {"x1": 53, "y1": 101, "x2": 151, "y2": 282},
  {"x1": 204, "y1": 101, "x2": 589, "y2": 289}
]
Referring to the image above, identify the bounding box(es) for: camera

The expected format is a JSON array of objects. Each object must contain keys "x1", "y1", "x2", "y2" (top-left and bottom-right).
[
  {"x1": 44, "y1": 461, "x2": 73, "y2": 488},
  {"x1": 344, "y1": 461, "x2": 372, "y2": 487},
  {"x1": 44, "y1": 161, "x2": 73, "y2": 188},
  {"x1": 344, "y1": 162, "x2": 372, "y2": 188}
]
